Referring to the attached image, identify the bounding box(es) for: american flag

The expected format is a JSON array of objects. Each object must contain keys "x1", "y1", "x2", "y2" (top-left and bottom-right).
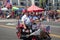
[{"x1": 18, "y1": 20, "x2": 20, "y2": 27}]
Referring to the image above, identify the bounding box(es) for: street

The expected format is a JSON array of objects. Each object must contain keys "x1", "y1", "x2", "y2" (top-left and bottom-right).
[
  {"x1": 0, "y1": 0, "x2": 60, "y2": 40},
  {"x1": 0, "y1": 25, "x2": 19, "y2": 40},
  {"x1": 0, "y1": 20, "x2": 60, "y2": 40}
]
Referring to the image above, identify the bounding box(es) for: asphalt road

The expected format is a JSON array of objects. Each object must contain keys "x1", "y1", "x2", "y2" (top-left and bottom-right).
[
  {"x1": 0, "y1": 25, "x2": 19, "y2": 40},
  {"x1": 0, "y1": 19, "x2": 60, "y2": 40},
  {"x1": 0, "y1": 24, "x2": 60, "y2": 40}
]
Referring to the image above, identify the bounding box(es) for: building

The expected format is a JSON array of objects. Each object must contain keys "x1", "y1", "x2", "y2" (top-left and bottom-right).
[
  {"x1": 0, "y1": 0, "x2": 60, "y2": 10},
  {"x1": 0, "y1": 0, "x2": 43, "y2": 8},
  {"x1": 9, "y1": 0, "x2": 40, "y2": 8},
  {"x1": 0, "y1": 0, "x2": 39, "y2": 8},
  {"x1": 46, "y1": 0, "x2": 60, "y2": 10},
  {"x1": 0, "y1": 0, "x2": 7, "y2": 6},
  {"x1": 0, "y1": 0, "x2": 4, "y2": 6}
]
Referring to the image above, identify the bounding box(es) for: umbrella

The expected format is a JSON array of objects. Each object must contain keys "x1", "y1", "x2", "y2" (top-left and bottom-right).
[
  {"x1": 57, "y1": 10, "x2": 60, "y2": 13},
  {"x1": 56, "y1": 10, "x2": 60, "y2": 14},
  {"x1": 1, "y1": 7, "x2": 8, "y2": 11},
  {"x1": 12, "y1": 7, "x2": 19, "y2": 11},
  {"x1": 27, "y1": 5, "x2": 44, "y2": 12}
]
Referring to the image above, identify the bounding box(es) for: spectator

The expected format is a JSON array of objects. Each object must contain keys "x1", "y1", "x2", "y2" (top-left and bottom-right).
[
  {"x1": 0, "y1": 9, "x2": 3, "y2": 18},
  {"x1": 32, "y1": 13, "x2": 38, "y2": 21},
  {"x1": 54, "y1": 10, "x2": 58, "y2": 20},
  {"x1": 11, "y1": 10, "x2": 15, "y2": 18}
]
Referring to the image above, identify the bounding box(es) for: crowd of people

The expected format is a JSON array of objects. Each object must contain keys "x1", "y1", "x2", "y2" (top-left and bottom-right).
[{"x1": 0, "y1": 4, "x2": 60, "y2": 22}]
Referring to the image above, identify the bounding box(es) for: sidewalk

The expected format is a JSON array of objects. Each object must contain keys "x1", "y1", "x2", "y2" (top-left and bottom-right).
[
  {"x1": 0, "y1": 19, "x2": 18, "y2": 22},
  {"x1": 42, "y1": 21, "x2": 60, "y2": 27},
  {"x1": 0, "y1": 19, "x2": 60, "y2": 27}
]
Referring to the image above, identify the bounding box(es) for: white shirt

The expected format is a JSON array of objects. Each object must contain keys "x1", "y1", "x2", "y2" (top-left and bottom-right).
[{"x1": 21, "y1": 14, "x2": 31, "y2": 25}]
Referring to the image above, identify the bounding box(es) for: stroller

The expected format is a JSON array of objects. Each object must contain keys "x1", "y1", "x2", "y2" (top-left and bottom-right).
[{"x1": 16, "y1": 20, "x2": 51, "y2": 40}]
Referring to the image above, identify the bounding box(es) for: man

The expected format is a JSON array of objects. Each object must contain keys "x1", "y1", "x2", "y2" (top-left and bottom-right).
[{"x1": 21, "y1": 13, "x2": 31, "y2": 29}]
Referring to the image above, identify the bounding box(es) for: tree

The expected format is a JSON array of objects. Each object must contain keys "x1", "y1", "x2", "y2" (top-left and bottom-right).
[
  {"x1": 39, "y1": 0, "x2": 46, "y2": 8},
  {"x1": 39, "y1": 0, "x2": 43, "y2": 7}
]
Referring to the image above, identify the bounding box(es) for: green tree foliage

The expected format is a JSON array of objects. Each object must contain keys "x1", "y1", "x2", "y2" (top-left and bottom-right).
[{"x1": 39, "y1": 0, "x2": 46, "y2": 8}]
